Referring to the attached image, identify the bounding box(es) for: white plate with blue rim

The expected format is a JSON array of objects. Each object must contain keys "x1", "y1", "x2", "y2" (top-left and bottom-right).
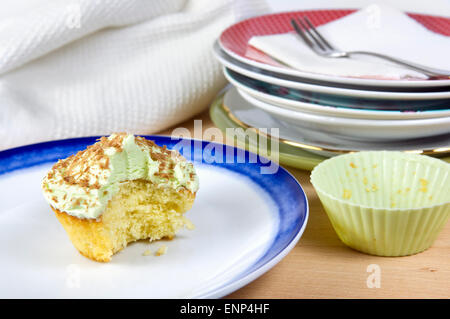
[{"x1": 0, "y1": 136, "x2": 308, "y2": 298}]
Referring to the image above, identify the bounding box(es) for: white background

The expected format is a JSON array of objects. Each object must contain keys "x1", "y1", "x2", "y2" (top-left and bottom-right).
[
  {"x1": 266, "y1": 0, "x2": 450, "y2": 16},
  {"x1": 1, "y1": 0, "x2": 450, "y2": 19}
]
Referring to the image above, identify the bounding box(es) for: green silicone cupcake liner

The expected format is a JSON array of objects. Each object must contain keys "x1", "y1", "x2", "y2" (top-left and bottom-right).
[{"x1": 311, "y1": 151, "x2": 450, "y2": 256}]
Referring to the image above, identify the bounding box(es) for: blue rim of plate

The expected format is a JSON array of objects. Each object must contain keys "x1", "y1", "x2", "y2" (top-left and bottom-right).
[{"x1": 0, "y1": 135, "x2": 308, "y2": 299}]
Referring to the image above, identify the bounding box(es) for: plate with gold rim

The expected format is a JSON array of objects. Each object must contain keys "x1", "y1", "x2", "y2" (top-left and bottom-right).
[
  {"x1": 221, "y1": 87, "x2": 450, "y2": 158},
  {"x1": 210, "y1": 92, "x2": 328, "y2": 171}
]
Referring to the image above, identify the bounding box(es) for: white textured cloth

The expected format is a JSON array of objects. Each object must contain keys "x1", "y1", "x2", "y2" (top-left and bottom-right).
[
  {"x1": 249, "y1": 4, "x2": 450, "y2": 79},
  {"x1": 0, "y1": 0, "x2": 269, "y2": 150}
]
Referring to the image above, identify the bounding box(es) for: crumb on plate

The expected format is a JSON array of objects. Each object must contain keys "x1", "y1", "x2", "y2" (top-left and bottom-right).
[
  {"x1": 155, "y1": 245, "x2": 167, "y2": 256},
  {"x1": 184, "y1": 218, "x2": 195, "y2": 230},
  {"x1": 142, "y1": 249, "x2": 152, "y2": 256}
]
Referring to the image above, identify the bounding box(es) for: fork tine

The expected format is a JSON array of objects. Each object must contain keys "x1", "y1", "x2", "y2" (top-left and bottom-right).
[
  {"x1": 303, "y1": 16, "x2": 334, "y2": 50},
  {"x1": 290, "y1": 19, "x2": 315, "y2": 50},
  {"x1": 296, "y1": 17, "x2": 326, "y2": 51}
]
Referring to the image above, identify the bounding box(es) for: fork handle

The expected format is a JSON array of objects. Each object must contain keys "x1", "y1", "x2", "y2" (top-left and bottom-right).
[{"x1": 347, "y1": 51, "x2": 450, "y2": 79}]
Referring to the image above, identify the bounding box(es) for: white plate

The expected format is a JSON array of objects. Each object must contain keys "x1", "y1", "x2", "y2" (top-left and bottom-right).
[
  {"x1": 237, "y1": 89, "x2": 450, "y2": 141},
  {"x1": 0, "y1": 136, "x2": 308, "y2": 298},
  {"x1": 213, "y1": 42, "x2": 450, "y2": 101},
  {"x1": 230, "y1": 89, "x2": 450, "y2": 143},
  {"x1": 222, "y1": 68, "x2": 450, "y2": 120}
]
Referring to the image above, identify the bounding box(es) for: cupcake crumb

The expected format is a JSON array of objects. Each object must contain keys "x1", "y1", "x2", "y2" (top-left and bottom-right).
[
  {"x1": 155, "y1": 245, "x2": 167, "y2": 256},
  {"x1": 142, "y1": 249, "x2": 152, "y2": 256},
  {"x1": 420, "y1": 267, "x2": 437, "y2": 273},
  {"x1": 343, "y1": 189, "x2": 352, "y2": 200},
  {"x1": 419, "y1": 178, "x2": 428, "y2": 192},
  {"x1": 182, "y1": 216, "x2": 195, "y2": 230},
  {"x1": 184, "y1": 218, "x2": 195, "y2": 230}
]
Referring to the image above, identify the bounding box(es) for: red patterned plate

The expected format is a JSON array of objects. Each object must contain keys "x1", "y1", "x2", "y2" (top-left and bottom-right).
[{"x1": 219, "y1": 9, "x2": 450, "y2": 88}]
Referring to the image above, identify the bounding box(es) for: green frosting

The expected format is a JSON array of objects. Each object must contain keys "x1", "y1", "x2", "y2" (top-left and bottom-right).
[{"x1": 42, "y1": 134, "x2": 199, "y2": 219}]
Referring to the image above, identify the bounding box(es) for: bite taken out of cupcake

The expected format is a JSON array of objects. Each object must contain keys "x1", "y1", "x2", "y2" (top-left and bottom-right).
[{"x1": 42, "y1": 133, "x2": 199, "y2": 262}]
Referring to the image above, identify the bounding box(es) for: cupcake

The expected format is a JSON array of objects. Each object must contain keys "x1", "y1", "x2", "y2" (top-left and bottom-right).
[{"x1": 42, "y1": 133, "x2": 199, "y2": 262}]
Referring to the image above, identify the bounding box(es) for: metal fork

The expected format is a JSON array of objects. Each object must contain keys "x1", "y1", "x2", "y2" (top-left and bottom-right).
[{"x1": 290, "y1": 16, "x2": 450, "y2": 78}]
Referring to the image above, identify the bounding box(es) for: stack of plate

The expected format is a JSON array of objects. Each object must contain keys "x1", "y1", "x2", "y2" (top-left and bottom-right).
[{"x1": 211, "y1": 9, "x2": 450, "y2": 169}]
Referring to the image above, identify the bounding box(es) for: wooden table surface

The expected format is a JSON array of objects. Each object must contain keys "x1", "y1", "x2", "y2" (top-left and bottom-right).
[{"x1": 161, "y1": 110, "x2": 450, "y2": 299}]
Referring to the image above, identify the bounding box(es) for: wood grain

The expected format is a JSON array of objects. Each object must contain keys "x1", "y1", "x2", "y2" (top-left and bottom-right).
[{"x1": 158, "y1": 110, "x2": 450, "y2": 299}]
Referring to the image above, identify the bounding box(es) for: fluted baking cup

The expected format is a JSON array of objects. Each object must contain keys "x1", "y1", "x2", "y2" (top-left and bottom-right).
[{"x1": 311, "y1": 151, "x2": 450, "y2": 256}]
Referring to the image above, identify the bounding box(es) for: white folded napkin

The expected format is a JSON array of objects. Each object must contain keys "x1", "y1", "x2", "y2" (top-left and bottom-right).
[
  {"x1": 248, "y1": 4, "x2": 450, "y2": 79},
  {"x1": 0, "y1": 0, "x2": 270, "y2": 150}
]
